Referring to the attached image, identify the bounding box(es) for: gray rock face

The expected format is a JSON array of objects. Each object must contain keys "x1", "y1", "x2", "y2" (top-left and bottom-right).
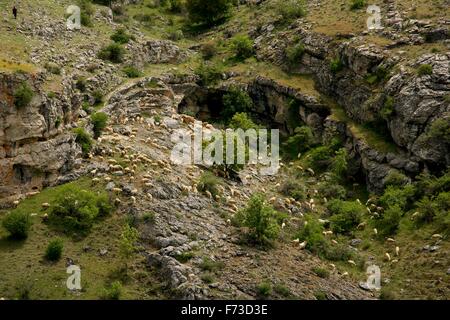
[
  {"x1": 129, "y1": 40, "x2": 188, "y2": 68},
  {"x1": 0, "y1": 71, "x2": 81, "y2": 205}
]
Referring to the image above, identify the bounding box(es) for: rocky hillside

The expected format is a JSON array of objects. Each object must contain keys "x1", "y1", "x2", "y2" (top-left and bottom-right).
[{"x1": 0, "y1": 0, "x2": 448, "y2": 300}]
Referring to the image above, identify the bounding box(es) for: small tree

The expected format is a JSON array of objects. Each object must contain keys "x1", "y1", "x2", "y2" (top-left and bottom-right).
[
  {"x1": 234, "y1": 194, "x2": 281, "y2": 246},
  {"x1": 74, "y1": 128, "x2": 92, "y2": 156},
  {"x1": 230, "y1": 35, "x2": 254, "y2": 61},
  {"x1": 222, "y1": 87, "x2": 253, "y2": 121},
  {"x1": 98, "y1": 43, "x2": 126, "y2": 63},
  {"x1": 111, "y1": 28, "x2": 132, "y2": 44},
  {"x1": 119, "y1": 224, "x2": 139, "y2": 268},
  {"x1": 91, "y1": 112, "x2": 108, "y2": 139},
  {"x1": 186, "y1": 0, "x2": 232, "y2": 26}
]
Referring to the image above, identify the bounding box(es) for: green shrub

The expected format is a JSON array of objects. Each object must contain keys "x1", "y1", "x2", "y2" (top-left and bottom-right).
[
  {"x1": 2, "y1": 212, "x2": 32, "y2": 239},
  {"x1": 91, "y1": 112, "x2": 108, "y2": 139},
  {"x1": 379, "y1": 185, "x2": 415, "y2": 210},
  {"x1": 142, "y1": 212, "x2": 155, "y2": 223},
  {"x1": 92, "y1": 90, "x2": 103, "y2": 105},
  {"x1": 330, "y1": 58, "x2": 344, "y2": 73},
  {"x1": 98, "y1": 43, "x2": 126, "y2": 63},
  {"x1": 283, "y1": 126, "x2": 314, "y2": 158},
  {"x1": 48, "y1": 184, "x2": 113, "y2": 234},
  {"x1": 317, "y1": 181, "x2": 347, "y2": 200},
  {"x1": 331, "y1": 148, "x2": 348, "y2": 180},
  {"x1": 119, "y1": 224, "x2": 139, "y2": 261},
  {"x1": 13, "y1": 82, "x2": 34, "y2": 108},
  {"x1": 256, "y1": 281, "x2": 272, "y2": 298},
  {"x1": 195, "y1": 62, "x2": 223, "y2": 86},
  {"x1": 381, "y1": 96, "x2": 395, "y2": 120},
  {"x1": 322, "y1": 243, "x2": 354, "y2": 261},
  {"x1": 279, "y1": 180, "x2": 306, "y2": 201},
  {"x1": 428, "y1": 119, "x2": 450, "y2": 143},
  {"x1": 314, "y1": 291, "x2": 328, "y2": 300},
  {"x1": 200, "y1": 272, "x2": 215, "y2": 284},
  {"x1": 102, "y1": 281, "x2": 122, "y2": 300},
  {"x1": 273, "y1": 283, "x2": 291, "y2": 297},
  {"x1": 417, "y1": 64, "x2": 433, "y2": 76},
  {"x1": 45, "y1": 238, "x2": 64, "y2": 261},
  {"x1": 167, "y1": 28, "x2": 184, "y2": 41},
  {"x1": 199, "y1": 257, "x2": 224, "y2": 272},
  {"x1": 229, "y1": 112, "x2": 259, "y2": 130},
  {"x1": 175, "y1": 251, "x2": 195, "y2": 263},
  {"x1": 286, "y1": 42, "x2": 305, "y2": 66},
  {"x1": 306, "y1": 145, "x2": 334, "y2": 171},
  {"x1": 167, "y1": 0, "x2": 184, "y2": 13},
  {"x1": 74, "y1": 127, "x2": 92, "y2": 156},
  {"x1": 277, "y1": 0, "x2": 307, "y2": 24},
  {"x1": 384, "y1": 170, "x2": 409, "y2": 187},
  {"x1": 350, "y1": 0, "x2": 366, "y2": 10},
  {"x1": 44, "y1": 62, "x2": 61, "y2": 75},
  {"x1": 230, "y1": 35, "x2": 254, "y2": 61},
  {"x1": 76, "y1": 77, "x2": 87, "y2": 92},
  {"x1": 111, "y1": 28, "x2": 132, "y2": 44},
  {"x1": 222, "y1": 87, "x2": 253, "y2": 121},
  {"x1": 295, "y1": 217, "x2": 325, "y2": 251},
  {"x1": 197, "y1": 171, "x2": 221, "y2": 198},
  {"x1": 312, "y1": 266, "x2": 330, "y2": 278},
  {"x1": 374, "y1": 205, "x2": 402, "y2": 236},
  {"x1": 122, "y1": 65, "x2": 142, "y2": 78},
  {"x1": 327, "y1": 200, "x2": 364, "y2": 234},
  {"x1": 79, "y1": 0, "x2": 93, "y2": 27},
  {"x1": 200, "y1": 42, "x2": 217, "y2": 60},
  {"x1": 234, "y1": 194, "x2": 281, "y2": 246},
  {"x1": 186, "y1": 0, "x2": 232, "y2": 26}
]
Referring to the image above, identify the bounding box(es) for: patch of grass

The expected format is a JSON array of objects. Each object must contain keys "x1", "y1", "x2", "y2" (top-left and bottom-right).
[
  {"x1": 350, "y1": 0, "x2": 366, "y2": 10},
  {"x1": 330, "y1": 58, "x2": 344, "y2": 73},
  {"x1": 98, "y1": 43, "x2": 126, "y2": 63},
  {"x1": 111, "y1": 28, "x2": 133, "y2": 44},
  {"x1": 74, "y1": 127, "x2": 93, "y2": 156},
  {"x1": 199, "y1": 257, "x2": 224, "y2": 273},
  {"x1": 91, "y1": 112, "x2": 108, "y2": 139},
  {"x1": 277, "y1": 0, "x2": 307, "y2": 24},
  {"x1": 312, "y1": 266, "x2": 330, "y2": 278},
  {"x1": 174, "y1": 251, "x2": 195, "y2": 263},
  {"x1": 273, "y1": 283, "x2": 291, "y2": 297},
  {"x1": 381, "y1": 96, "x2": 395, "y2": 120},
  {"x1": 286, "y1": 42, "x2": 305, "y2": 66},
  {"x1": 101, "y1": 281, "x2": 122, "y2": 300},
  {"x1": 197, "y1": 171, "x2": 222, "y2": 198},
  {"x1": 229, "y1": 35, "x2": 254, "y2": 61}
]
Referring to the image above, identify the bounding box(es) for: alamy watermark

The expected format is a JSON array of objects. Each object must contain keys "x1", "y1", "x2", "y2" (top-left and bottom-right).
[
  {"x1": 170, "y1": 121, "x2": 280, "y2": 176},
  {"x1": 66, "y1": 265, "x2": 81, "y2": 290},
  {"x1": 367, "y1": 5, "x2": 383, "y2": 30},
  {"x1": 66, "y1": 5, "x2": 81, "y2": 30}
]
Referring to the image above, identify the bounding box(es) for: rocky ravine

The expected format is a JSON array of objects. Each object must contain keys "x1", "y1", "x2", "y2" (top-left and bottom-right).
[{"x1": 67, "y1": 77, "x2": 373, "y2": 299}]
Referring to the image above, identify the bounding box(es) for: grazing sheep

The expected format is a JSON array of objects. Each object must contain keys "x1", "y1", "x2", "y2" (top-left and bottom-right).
[
  {"x1": 299, "y1": 241, "x2": 307, "y2": 249},
  {"x1": 373, "y1": 228, "x2": 378, "y2": 235},
  {"x1": 342, "y1": 272, "x2": 349, "y2": 277},
  {"x1": 131, "y1": 196, "x2": 136, "y2": 204},
  {"x1": 395, "y1": 246, "x2": 400, "y2": 256},
  {"x1": 385, "y1": 253, "x2": 391, "y2": 261},
  {"x1": 42, "y1": 203, "x2": 50, "y2": 209},
  {"x1": 386, "y1": 238, "x2": 396, "y2": 243},
  {"x1": 331, "y1": 240, "x2": 338, "y2": 245},
  {"x1": 281, "y1": 222, "x2": 286, "y2": 229},
  {"x1": 348, "y1": 260, "x2": 356, "y2": 266},
  {"x1": 42, "y1": 213, "x2": 49, "y2": 222},
  {"x1": 205, "y1": 190, "x2": 213, "y2": 199},
  {"x1": 431, "y1": 234, "x2": 443, "y2": 239}
]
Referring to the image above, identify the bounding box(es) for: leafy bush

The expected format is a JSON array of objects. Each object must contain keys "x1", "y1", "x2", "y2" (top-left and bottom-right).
[
  {"x1": 230, "y1": 35, "x2": 254, "y2": 61},
  {"x1": 186, "y1": 0, "x2": 232, "y2": 26},
  {"x1": 122, "y1": 65, "x2": 142, "y2": 78},
  {"x1": 222, "y1": 87, "x2": 253, "y2": 121},
  {"x1": 317, "y1": 181, "x2": 347, "y2": 200},
  {"x1": 306, "y1": 145, "x2": 334, "y2": 171},
  {"x1": 98, "y1": 43, "x2": 126, "y2": 63},
  {"x1": 195, "y1": 62, "x2": 223, "y2": 86},
  {"x1": 13, "y1": 82, "x2": 34, "y2": 108},
  {"x1": 327, "y1": 200, "x2": 364, "y2": 234},
  {"x1": 234, "y1": 194, "x2": 281, "y2": 246},
  {"x1": 312, "y1": 267, "x2": 329, "y2": 278},
  {"x1": 167, "y1": 28, "x2": 184, "y2": 41},
  {"x1": 379, "y1": 184, "x2": 415, "y2": 211},
  {"x1": 45, "y1": 62, "x2": 61, "y2": 75},
  {"x1": 374, "y1": 205, "x2": 402, "y2": 237},
  {"x1": 277, "y1": 0, "x2": 307, "y2": 24},
  {"x1": 199, "y1": 257, "x2": 224, "y2": 272},
  {"x1": 331, "y1": 148, "x2": 348, "y2": 180},
  {"x1": 350, "y1": 0, "x2": 366, "y2": 10},
  {"x1": 111, "y1": 28, "x2": 132, "y2": 44},
  {"x1": 92, "y1": 90, "x2": 103, "y2": 105},
  {"x1": 102, "y1": 281, "x2": 122, "y2": 300},
  {"x1": 330, "y1": 58, "x2": 344, "y2": 73},
  {"x1": 229, "y1": 112, "x2": 259, "y2": 130},
  {"x1": 366, "y1": 66, "x2": 390, "y2": 84},
  {"x1": 197, "y1": 171, "x2": 221, "y2": 198},
  {"x1": 119, "y1": 224, "x2": 139, "y2": 261},
  {"x1": 48, "y1": 184, "x2": 113, "y2": 234},
  {"x1": 384, "y1": 170, "x2": 409, "y2": 187},
  {"x1": 295, "y1": 217, "x2": 325, "y2": 251},
  {"x1": 283, "y1": 126, "x2": 314, "y2": 158},
  {"x1": 45, "y1": 238, "x2": 64, "y2": 261},
  {"x1": 74, "y1": 127, "x2": 92, "y2": 156},
  {"x1": 200, "y1": 42, "x2": 217, "y2": 60},
  {"x1": 286, "y1": 42, "x2": 305, "y2": 66},
  {"x1": 2, "y1": 212, "x2": 32, "y2": 239},
  {"x1": 167, "y1": 0, "x2": 184, "y2": 13},
  {"x1": 279, "y1": 180, "x2": 306, "y2": 201},
  {"x1": 76, "y1": 77, "x2": 87, "y2": 92},
  {"x1": 428, "y1": 119, "x2": 450, "y2": 143},
  {"x1": 256, "y1": 281, "x2": 272, "y2": 298},
  {"x1": 381, "y1": 96, "x2": 395, "y2": 120},
  {"x1": 79, "y1": 0, "x2": 93, "y2": 27},
  {"x1": 417, "y1": 64, "x2": 433, "y2": 76},
  {"x1": 91, "y1": 112, "x2": 108, "y2": 139}
]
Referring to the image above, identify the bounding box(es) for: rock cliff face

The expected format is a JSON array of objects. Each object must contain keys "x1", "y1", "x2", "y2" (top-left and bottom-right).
[
  {"x1": 254, "y1": 25, "x2": 450, "y2": 173},
  {"x1": 0, "y1": 71, "x2": 81, "y2": 205}
]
